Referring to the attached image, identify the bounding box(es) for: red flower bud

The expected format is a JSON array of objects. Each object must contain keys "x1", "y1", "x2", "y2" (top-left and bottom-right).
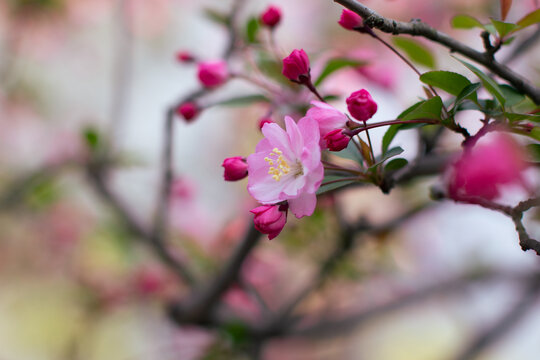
[
  {"x1": 222, "y1": 156, "x2": 248, "y2": 181},
  {"x1": 323, "y1": 129, "x2": 350, "y2": 151},
  {"x1": 176, "y1": 102, "x2": 199, "y2": 122},
  {"x1": 250, "y1": 204, "x2": 287, "y2": 240},
  {"x1": 282, "y1": 49, "x2": 310, "y2": 83},
  {"x1": 175, "y1": 51, "x2": 195, "y2": 63},
  {"x1": 346, "y1": 89, "x2": 377, "y2": 121},
  {"x1": 260, "y1": 5, "x2": 281, "y2": 28},
  {"x1": 258, "y1": 117, "x2": 274, "y2": 131},
  {"x1": 338, "y1": 9, "x2": 363, "y2": 30},
  {"x1": 197, "y1": 60, "x2": 228, "y2": 88}
]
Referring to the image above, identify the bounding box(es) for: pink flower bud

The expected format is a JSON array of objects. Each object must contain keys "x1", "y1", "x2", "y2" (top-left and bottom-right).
[
  {"x1": 258, "y1": 117, "x2": 274, "y2": 131},
  {"x1": 282, "y1": 49, "x2": 310, "y2": 83},
  {"x1": 324, "y1": 129, "x2": 350, "y2": 151},
  {"x1": 346, "y1": 89, "x2": 377, "y2": 121},
  {"x1": 250, "y1": 204, "x2": 288, "y2": 240},
  {"x1": 338, "y1": 9, "x2": 363, "y2": 30},
  {"x1": 260, "y1": 5, "x2": 281, "y2": 28},
  {"x1": 197, "y1": 60, "x2": 229, "y2": 88},
  {"x1": 447, "y1": 134, "x2": 528, "y2": 203},
  {"x1": 176, "y1": 51, "x2": 195, "y2": 63},
  {"x1": 176, "y1": 102, "x2": 199, "y2": 122},
  {"x1": 222, "y1": 156, "x2": 248, "y2": 181}
]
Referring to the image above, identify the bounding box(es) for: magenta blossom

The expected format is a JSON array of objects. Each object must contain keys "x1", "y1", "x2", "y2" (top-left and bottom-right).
[
  {"x1": 251, "y1": 204, "x2": 288, "y2": 240},
  {"x1": 222, "y1": 157, "x2": 248, "y2": 181},
  {"x1": 260, "y1": 5, "x2": 281, "y2": 28},
  {"x1": 247, "y1": 116, "x2": 324, "y2": 218},
  {"x1": 176, "y1": 102, "x2": 199, "y2": 122},
  {"x1": 324, "y1": 129, "x2": 350, "y2": 152},
  {"x1": 346, "y1": 89, "x2": 378, "y2": 121},
  {"x1": 282, "y1": 49, "x2": 310, "y2": 83},
  {"x1": 338, "y1": 9, "x2": 363, "y2": 30},
  {"x1": 447, "y1": 133, "x2": 528, "y2": 203},
  {"x1": 305, "y1": 101, "x2": 349, "y2": 148},
  {"x1": 197, "y1": 60, "x2": 228, "y2": 88}
]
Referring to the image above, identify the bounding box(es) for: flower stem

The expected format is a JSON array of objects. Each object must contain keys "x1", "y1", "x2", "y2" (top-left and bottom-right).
[
  {"x1": 344, "y1": 118, "x2": 439, "y2": 137},
  {"x1": 304, "y1": 78, "x2": 325, "y2": 102},
  {"x1": 363, "y1": 119, "x2": 375, "y2": 163},
  {"x1": 321, "y1": 177, "x2": 360, "y2": 187}
]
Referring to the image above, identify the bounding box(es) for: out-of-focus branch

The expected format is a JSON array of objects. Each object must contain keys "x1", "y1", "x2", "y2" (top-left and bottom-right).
[
  {"x1": 168, "y1": 222, "x2": 261, "y2": 324},
  {"x1": 86, "y1": 162, "x2": 196, "y2": 285},
  {"x1": 454, "y1": 276, "x2": 540, "y2": 360},
  {"x1": 333, "y1": 0, "x2": 540, "y2": 104}
]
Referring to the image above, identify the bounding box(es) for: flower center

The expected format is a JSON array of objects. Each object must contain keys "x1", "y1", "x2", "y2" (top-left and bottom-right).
[{"x1": 265, "y1": 148, "x2": 291, "y2": 181}]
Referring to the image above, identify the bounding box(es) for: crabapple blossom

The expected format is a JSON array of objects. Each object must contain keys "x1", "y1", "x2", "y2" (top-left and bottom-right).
[
  {"x1": 176, "y1": 102, "x2": 199, "y2": 122},
  {"x1": 346, "y1": 89, "x2": 378, "y2": 121},
  {"x1": 305, "y1": 101, "x2": 349, "y2": 148},
  {"x1": 447, "y1": 133, "x2": 528, "y2": 203},
  {"x1": 282, "y1": 49, "x2": 310, "y2": 83},
  {"x1": 247, "y1": 116, "x2": 324, "y2": 218},
  {"x1": 222, "y1": 157, "x2": 248, "y2": 181},
  {"x1": 324, "y1": 129, "x2": 350, "y2": 151},
  {"x1": 197, "y1": 60, "x2": 228, "y2": 88},
  {"x1": 338, "y1": 9, "x2": 363, "y2": 30},
  {"x1": 250, "y1": 204, "x2": 288, "y2": 240},
  {"x1": 260, "y1": 5, "x2": 281, "y2": 28}
]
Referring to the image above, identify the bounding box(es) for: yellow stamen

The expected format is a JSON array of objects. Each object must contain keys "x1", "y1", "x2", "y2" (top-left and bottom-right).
[{"x1": 264, "y1": 147, "x2": 290, "y2": 181}]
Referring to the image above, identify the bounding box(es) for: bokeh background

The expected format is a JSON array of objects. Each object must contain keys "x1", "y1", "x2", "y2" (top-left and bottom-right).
[{"x1": 0, "y1": 0, "x2": 539, "y2": 359}]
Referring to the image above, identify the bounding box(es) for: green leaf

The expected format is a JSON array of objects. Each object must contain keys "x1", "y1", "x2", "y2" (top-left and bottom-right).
[
  {"x1": 499, "y1": 84, "x2": 525, "y2": 107},
  {"x1": 203, "y1": 8, "x2": 230, "y2": 26},
  {"x1": 453, "y1": 83, "x2": 481, "y2": 111},
  {"x1": 420, "y1": 71, "x2": 474, "y2": 98},
  {"x1": 83, "y1": 127, "x2": 100, "y2": 151},
  {"x1": 333, "y1": 140, "x2": 363, "y2": 163},
  {"x1": 369, "y1": 146, "x2": 404, "y2": 169},
  {"x1": 451, "y1": 15, "x2": 484, "y2": 29},
  {"x1": 455, "y1": 57, "x2": 506, "y2": 106},
  {"x1": 527, "y1": 144, "x2": 540, "y2": 163},
  {"x1": 245, "y1": 17, "x2": 259, "y2": 43},
  {"x1": 314, "y1": 58, "x2": 367, "y2": 87},
  {"x1": 516, "y1": 8, "x2": 540, "y2": 29},
  {"x1": 531, "y1": 127, "x2": 540, "y2": 142},
  {"x1": 317, "y1": 175, "x2": 357, "y2": 195},
  {"x1": 505, "y1": 112, "x2": 540, "y2": 122},
  {"x1": 392, "y1": 37, "x2": 436, "y2": 69},
  {"x1": 213, "y1": 94, "x2": 269, "y2": 107},
  {"x1": 385, "y1": 158, "x2": 409, "y2": 171},
  {"x1": 382, "y1": 124, "x2": 400, "y2": 154},
  {"x1": 490, "y1": 19, "x2": 520, "y2": 38},
  {"x1": 400, "y1": 96, "x2": 443, "y2": 121},
  {"x1": 483, "y1": 23, "x2": 499, "y2": 36}
]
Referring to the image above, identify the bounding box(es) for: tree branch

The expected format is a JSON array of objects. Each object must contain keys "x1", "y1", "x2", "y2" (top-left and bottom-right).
[{"x1": 334, "y1": 0, "x2": 540, "y2": 104}]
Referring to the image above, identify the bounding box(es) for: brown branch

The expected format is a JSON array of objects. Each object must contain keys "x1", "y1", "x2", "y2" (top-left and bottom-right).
[{"x1": 334, "y1": 0, "x2": 540, "y2": 104}]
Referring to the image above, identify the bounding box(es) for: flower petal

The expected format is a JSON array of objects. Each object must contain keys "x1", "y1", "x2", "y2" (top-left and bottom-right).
[{"x1": 288, "y1": 192, "x2": 317, "y2": 218}]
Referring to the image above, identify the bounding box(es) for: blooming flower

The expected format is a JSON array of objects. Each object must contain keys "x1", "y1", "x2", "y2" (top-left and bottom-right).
[
  {"x1": 247, "y1": 116, "x2": 324, "y2": 218},
  {"x1": 260, "y1": 5, "x2": 281, "y2": 28},
  {"x1": 338, "y1": 9, "x2": 363, "y2": 30},
  {"x1": 447, "y1": 133, "x2": 528, "y2": 203},
  {"x1": 282, "y1": 49, "x2": 310, "y2": 83},
  {"x1": 250, "y1": 204, "x2": 288, "y2": 240},
  {"x1": 346, "y1": 89, "x2": 377, "y2": 121},
  {"x1": 222, "y1": 157, "x2": 248, "y2": 181},
  {"x1": 305, "y1": 101, "x2": 349, "y2": 148},
  {"x1": 197, "y1": 60, "x2": 228, "y2": 88},
  {"x1": 324, "y1": 129, "x2": 350, "y2": 151},
  {"x1": 176, "y1": 102, "x2": 199, "y2": 122}
]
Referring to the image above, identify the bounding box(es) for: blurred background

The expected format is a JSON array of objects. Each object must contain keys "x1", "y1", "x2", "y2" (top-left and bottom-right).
[{"x1": 0, "y1": 0, "x2": 539, "y2": 359}]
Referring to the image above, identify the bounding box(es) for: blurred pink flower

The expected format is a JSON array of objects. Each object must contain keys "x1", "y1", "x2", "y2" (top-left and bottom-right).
[
  {"x1": 260, "y1": 5, "x2": 282, "y2": 28},
  {"x1": 197, "y1": 60, "x2": 229, "y2": 88},
  {"x1": 176, "y1": 102, "x2": 199, "y2": 122},
  {"x1": 247, "y1": 116, "x2": 323, "y2": 218},
  {"x1": 447, "y1": 133, "x2": 529, "y2": 203},
  {"x1": 222, "y1": 156, "x2": 248, "y2": 181}
]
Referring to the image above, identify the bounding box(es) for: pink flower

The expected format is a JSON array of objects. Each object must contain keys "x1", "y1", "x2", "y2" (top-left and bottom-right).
[
  {"x1": 346, "y1": 89, "x2": 377, "y2": 121},
  {"x1": 176, "y1": 50, "x2": 195, "y2": 63},
  {"x1": 305, "y1": 100, "x2": 349, "y2": 148},
  {"x1": 176, "y1": 102, "x2": 199, "y2": 122},
  {"x1": 260, "y1": 5, "x2": 281, "y2": 28},
  {"x1": 282, "y1": 49, "x2": 310, "y2": 83},
  {"x1": 247, "y1": 116, "x2": 324, "y2": 218},
  {"x1": 447, "y1": 134, "x2": 528, "y2": 203},
  {"x1": 338, "y1": 9, "x2": 363, "y2": 30},
  {"x1": 222, "y1": 157, "x2": 248, "y2": 181},
  {"x1": 197, "y1": 60, "x2": 228, "y2": 88},
  {"x1": 250, "y1": 204, "x2": 288, "y2": 240},
  {"x1": 324, "y1": 129, "x2": 350, "y2": 151},
  {"x1": 258, "y1": 117, "x2": 274, "y2": 131}
]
